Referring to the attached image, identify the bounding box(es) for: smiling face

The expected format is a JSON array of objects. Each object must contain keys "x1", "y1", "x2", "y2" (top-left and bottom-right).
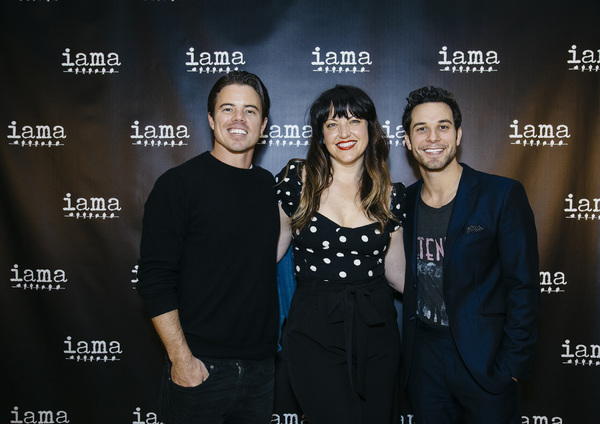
[
  {"x1": 404, "y1": 102, "x2": 462, "y2": 172},
  {"x1": 208, "y1": 84, "x2": 267, "y2": 164},
  {"x1": 322, "y1": 108, "x2": 369, "y2": 168}
]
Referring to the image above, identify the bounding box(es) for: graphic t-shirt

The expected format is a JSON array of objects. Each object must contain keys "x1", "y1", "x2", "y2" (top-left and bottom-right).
[{"x1": 416, "y1": 197, "x2": 455, "y2": 326}]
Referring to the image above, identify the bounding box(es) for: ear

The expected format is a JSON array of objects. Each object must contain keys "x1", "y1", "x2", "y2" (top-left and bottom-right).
[
  {"x1": 456, "y1": 127, "x2": 462, "y2": 146},
  {"x1": 404, "y1": 133, "x2": 413, "y2": 151},
  {"x1": 260, "y1": 116, "x2": 268, "y2": 134},
  {"x1": 208, "y1": 112, "x2": 215, "y2": 130}
]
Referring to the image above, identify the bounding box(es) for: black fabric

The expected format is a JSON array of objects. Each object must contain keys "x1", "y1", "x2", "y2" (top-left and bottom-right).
[
  {"x1": 286, "y1": 277, "x2": 401, "y2": 424},
  {"x1": 275, "y1": 161, "x2": 405, "y2": 423},
  {"x1": 138, "y1": 152, "x2": 280, "y2": 360},
  {"x1": 275, "y1": 161, "x2": 405, "y2": 283}
]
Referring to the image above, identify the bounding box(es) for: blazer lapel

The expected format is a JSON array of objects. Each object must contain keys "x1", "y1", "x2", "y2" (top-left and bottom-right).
[{"x1": 443, "y1": 164, "x2": 480, "y2": 269}]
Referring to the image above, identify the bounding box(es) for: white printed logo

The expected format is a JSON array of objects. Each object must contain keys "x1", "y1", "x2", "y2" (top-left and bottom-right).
[
  {"x1": 185, "y1": 48, "x2": 245, "y2": 74},
  {"x1": 311, "y1": 47, "x2": 372, "y2": 73},
  {"x1": 561, "y1": 339, "x2": 600, "y2": 366},
  {"x1": 62, "y1": 48, "x2": 121, "y2": 74},
  {"x1": 262, "y1": 119, "x2": 404, "y2": 147},
  {"x1": 539, "y1": 271, "x2": 567, "y2": 294},
  {"x1": 131, "y1": 120, "x2": 190, "y2": 147},
  {"x1": 509, "y1": 120, "x2": 570, "y2": 147},
  {"x1": 10, "y1": 406, "x2": 69, "y2": 424},
  {"x1": 568, "y1": 45, "x2": 600, "y2": 72},
  {"x1": 564, "y1": 194, "x2": 600, "y2": 221},
  {"x1": 10, "y1": 264, "x2": 67, "y2": 291},
  {"x1": 7, "y1": 121, "x2": 66, "y2": 147},
  {"x1": 63, "y1": 193, "x2": 121, "y2": 219},
  {"x1": 270, "y1": 413, "x2": 309, "y2": 424},
  {"x1": 438, "y1": 46, "x2": 499, "y2": 73},
  {"x1": 382, "y1": 119, "x2": 405, "y2": 147},
  {"x1": 64, "y1": 336, "x2": 122, "y2": 362},
  {"x1": 133, "y1": 407, "x2": 161, "y2": 424},
  {"x1": 521, "y1": 415, "x2": 564, "y2": 424},
  {"x1": 261, "y1": 123, "x2": 311, "y2": 147}
]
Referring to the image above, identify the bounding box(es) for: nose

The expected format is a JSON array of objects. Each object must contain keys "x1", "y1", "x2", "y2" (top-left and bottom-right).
[
  {"x1": 427, "y1": 128, "x2": 440, "y2": 142},
  {"x1": 232, "y1": 109, "x2": 245, "y2": 122},
  {"x1": 339, "y1": 121, "x2": 350, "y2": 138}
]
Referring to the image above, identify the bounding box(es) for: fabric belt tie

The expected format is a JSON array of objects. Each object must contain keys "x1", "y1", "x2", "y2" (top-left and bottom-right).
[{"x1": 323, "y1": 281, "x2": 386, "y2": 401}]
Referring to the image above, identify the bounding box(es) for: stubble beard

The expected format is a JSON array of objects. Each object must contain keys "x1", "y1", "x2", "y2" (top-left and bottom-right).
[{"x1": 415, "y1": 145, "x2": 457, "y2": 173}]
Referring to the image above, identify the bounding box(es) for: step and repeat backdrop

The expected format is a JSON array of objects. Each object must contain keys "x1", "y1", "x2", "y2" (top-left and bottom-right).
[{"x1": 1, "y1": 0, "x2": 599, "y2": 423}]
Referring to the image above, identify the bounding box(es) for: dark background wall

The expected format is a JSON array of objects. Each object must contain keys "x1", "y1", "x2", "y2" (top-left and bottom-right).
[{"x1": 1, "y1": 1, "x2": 599, "y2": 423}]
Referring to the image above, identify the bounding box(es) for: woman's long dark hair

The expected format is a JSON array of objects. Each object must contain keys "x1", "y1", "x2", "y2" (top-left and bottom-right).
[{"x1": 288, "y1": 85, "x2": 394, "y2": 233}]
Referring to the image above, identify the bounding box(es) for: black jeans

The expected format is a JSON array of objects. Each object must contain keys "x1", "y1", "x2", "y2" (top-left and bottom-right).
[{"x1": 160, "y1": 356, "x2": 275, "y2": 424}]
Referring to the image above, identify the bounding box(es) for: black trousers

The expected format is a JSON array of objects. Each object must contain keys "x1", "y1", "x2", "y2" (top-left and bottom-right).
[
  {"x1": 160, "y1": 356, "x2": 275, "y2": 424},
  {"x1": 408, "y1": 320, "x2": 521, "y2": 424},
  {"x1": 284, "y1": 276, "x2": 401, "y2": 424}
]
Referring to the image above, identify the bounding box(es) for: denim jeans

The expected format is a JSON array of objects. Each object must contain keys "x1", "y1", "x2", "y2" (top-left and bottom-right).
[{"x1": 160, "y1": 356, "x2": 275, "y2": 424}]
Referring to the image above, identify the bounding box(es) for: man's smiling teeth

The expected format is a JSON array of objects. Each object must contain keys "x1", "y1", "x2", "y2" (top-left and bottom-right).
[
  {"x1": 229, "y1": 128, "x2": 247, "y2": 134},
  {"x1": 425, "y1": 148, "x2": 443, "y2": 153}
]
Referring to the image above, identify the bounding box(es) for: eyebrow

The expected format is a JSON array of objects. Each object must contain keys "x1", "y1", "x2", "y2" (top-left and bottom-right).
[
  {"x1": 218, "y1": 102, "x2": 260, "y2": 111},
  {"x1": 412, "y1": 119, "x2": 453, "y2": 129}
]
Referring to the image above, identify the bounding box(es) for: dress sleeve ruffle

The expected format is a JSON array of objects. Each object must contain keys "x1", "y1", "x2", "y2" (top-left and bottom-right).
[
  {"x1": 389, "y1": 181, "x2": 407, "y2": 230},
  {"x1": 275, "y1": 160, "x2": 303, "y2": 217}
]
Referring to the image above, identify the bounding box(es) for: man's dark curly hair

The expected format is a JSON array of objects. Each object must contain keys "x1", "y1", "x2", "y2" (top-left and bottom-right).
[{"x1": 402, "y1": 86, "x2": 462, "y2": 134}]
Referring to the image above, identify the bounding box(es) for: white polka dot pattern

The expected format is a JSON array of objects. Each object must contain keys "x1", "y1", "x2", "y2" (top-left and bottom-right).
[{"x1": 276, "y1": 161, "x2": 406, "y2": 282}]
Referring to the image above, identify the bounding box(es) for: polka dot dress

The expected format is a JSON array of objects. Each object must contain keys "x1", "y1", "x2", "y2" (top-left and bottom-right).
[{"x1": 275, "y1": 161, "x2": 406, "y2": 282}]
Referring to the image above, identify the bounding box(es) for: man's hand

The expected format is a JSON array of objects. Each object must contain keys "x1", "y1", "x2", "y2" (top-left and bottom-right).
[
  {"x1": 151, "y1": 310, "x2": 210, "y2": 387},
  {"x1": 171, "y1": 355, "x2": 210, "y2": 387}
]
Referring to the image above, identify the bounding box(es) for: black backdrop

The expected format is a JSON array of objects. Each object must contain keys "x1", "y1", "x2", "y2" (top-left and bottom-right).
[{"x1": 1, "y1": 1, "x2": 599, "y2": 423}]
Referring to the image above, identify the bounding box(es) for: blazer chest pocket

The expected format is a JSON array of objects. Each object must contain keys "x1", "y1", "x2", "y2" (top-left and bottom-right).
[{"x1": 461, "y1": 224, "x2": 492, "y2": 244}]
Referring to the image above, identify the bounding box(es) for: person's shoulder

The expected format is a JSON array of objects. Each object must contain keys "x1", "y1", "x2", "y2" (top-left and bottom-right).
[
  {"x1": 150, "y1": 152, "x2": 211, "y2": 190},
  {"x1": 463, "y1": 164, "x2": 520, "y2": 189},
  {"x1": 251, "y1": 164, "x2": 277, "y2": 183},
  {"x1": 163, "y1": 151, "x2": 210, "y2": 175},
  {"x1": 405, "y1": 179, "x2": 421, "y2": 195},
  {"x1": 275, "y1": 158, "x2": 304, "y2": 185},
  {"x1": 392, "y1": 181, "x2": 406, "y2": 192},
  {"x1": 390, "y1": 182, "x2": 407, "y2": 223},
  {"x1": 275, "y1": 159, "x2": 304, "y2": 212},
  {"x1": 406, "y1": 180, "x2": 420, "y2": 190},
  {"x1": 391, "y1": 181, "x2": 407, "y2": 204}
]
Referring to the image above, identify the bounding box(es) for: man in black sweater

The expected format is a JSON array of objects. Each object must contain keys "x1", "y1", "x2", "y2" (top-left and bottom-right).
[{"x1": 138, "y1": 71, "x2": 280, "y2": 424}]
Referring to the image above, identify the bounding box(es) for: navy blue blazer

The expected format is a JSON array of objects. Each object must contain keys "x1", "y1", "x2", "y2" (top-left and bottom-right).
[{"x1": 402, "y1": 164, "x2": 540, "y2": 394}]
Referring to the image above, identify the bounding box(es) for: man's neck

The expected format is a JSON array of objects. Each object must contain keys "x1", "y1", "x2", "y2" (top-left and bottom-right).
[
  {"x1": 210, "y1": 147, "x2": 254, "y2": 169},
  {"x1": 420, "y1": 161, "x2": 463, "y2": 208}
]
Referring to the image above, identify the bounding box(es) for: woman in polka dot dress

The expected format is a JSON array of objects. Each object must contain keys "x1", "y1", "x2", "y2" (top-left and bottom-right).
[{"x1": 276, "y1": 85, "x2": 406, "y2": 424}]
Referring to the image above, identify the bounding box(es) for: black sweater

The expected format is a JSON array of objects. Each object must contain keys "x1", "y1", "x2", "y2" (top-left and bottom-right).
[{"x1": 138, "y1": 152, "x2": 280, "y2": 359}]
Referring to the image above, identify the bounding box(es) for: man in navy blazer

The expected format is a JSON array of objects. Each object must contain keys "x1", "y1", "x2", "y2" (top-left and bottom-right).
[{"x1": 399, "y1": 86, "x2": 540, "y2": 423}]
